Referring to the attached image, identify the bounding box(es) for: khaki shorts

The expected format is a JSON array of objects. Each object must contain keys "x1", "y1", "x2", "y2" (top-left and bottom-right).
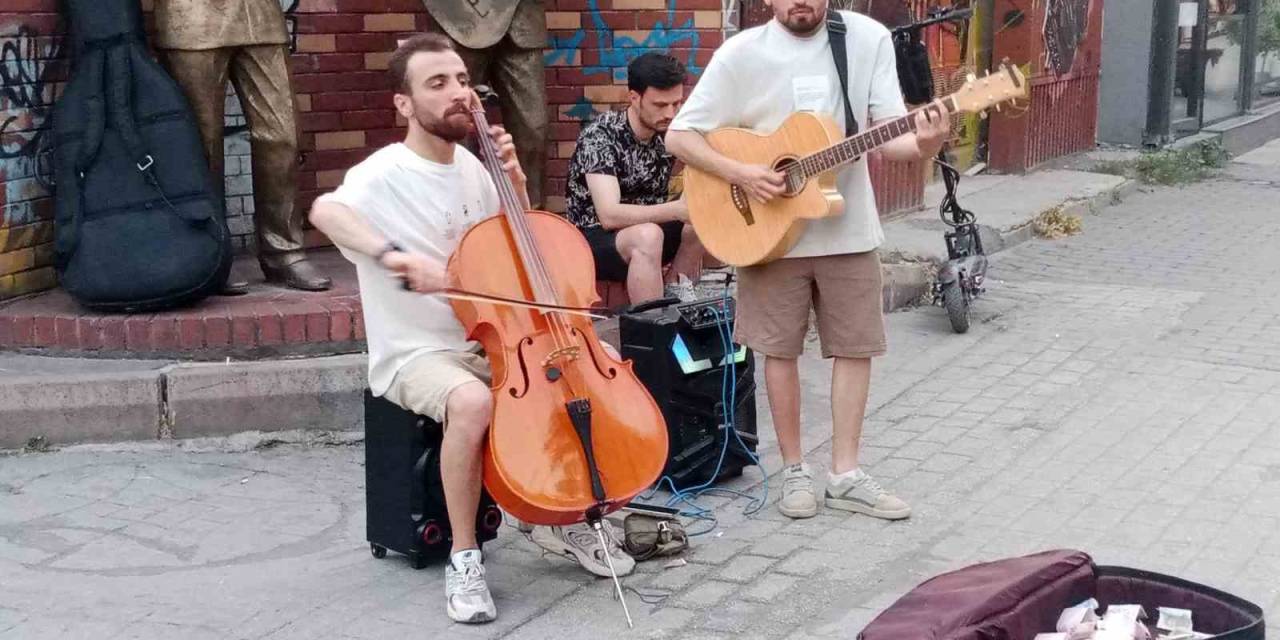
[
  {"x1": 382, "y1": 350, "x2": 492, "y2": 424},
  {"x1": 735, "y1": 251, "x2": 886, "y2": 359}
]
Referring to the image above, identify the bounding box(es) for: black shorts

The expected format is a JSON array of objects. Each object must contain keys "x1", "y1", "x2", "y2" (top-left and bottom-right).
[{"x1": 581, "y1": 221, "x2": 684, "y2": 282}]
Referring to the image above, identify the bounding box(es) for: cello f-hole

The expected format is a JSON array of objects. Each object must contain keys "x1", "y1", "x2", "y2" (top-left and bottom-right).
[
  {"x1": 572, "y1": 327, "x2": 618, "y2": 380},
  {"x1": 509, "y1": 336, "x2": 535, "y2": 398}
]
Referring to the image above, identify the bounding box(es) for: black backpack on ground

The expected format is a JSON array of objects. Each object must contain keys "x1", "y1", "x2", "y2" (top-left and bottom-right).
[{"x1": 52, "y1": 0, "x2": 231, "y2": 312}]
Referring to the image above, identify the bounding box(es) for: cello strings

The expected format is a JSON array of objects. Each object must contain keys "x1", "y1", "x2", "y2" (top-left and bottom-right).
[{"x1": 471, "y1": 109, "x2": 575, "y2": 350}]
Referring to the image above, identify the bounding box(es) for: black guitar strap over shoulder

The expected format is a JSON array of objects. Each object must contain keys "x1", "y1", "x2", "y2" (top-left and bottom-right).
[{"x1": 827, "y1": 10, "x2": 859, "y2": 137}]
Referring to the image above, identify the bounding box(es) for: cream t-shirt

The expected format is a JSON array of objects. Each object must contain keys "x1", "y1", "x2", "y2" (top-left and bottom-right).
[
  {"x1": 316, "y1": 143, "x2": 500, "y2": 395},
  {"x1": 669, "y1": 11, "x2": 908, "y2": 258}
]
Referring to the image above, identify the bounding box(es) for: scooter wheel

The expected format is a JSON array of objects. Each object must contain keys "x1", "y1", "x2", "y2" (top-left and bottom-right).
[{"x1": 941, "y1": 282, "x2": 970, "y2": 334}]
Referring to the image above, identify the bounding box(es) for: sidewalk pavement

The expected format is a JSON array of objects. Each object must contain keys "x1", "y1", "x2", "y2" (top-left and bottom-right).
[
  {"x1": 0, "y1": 157, "x2": 1139, "y2": 450},
  {"x1": 3, "y1": 139, "x2": 1280, "y2": 639}
]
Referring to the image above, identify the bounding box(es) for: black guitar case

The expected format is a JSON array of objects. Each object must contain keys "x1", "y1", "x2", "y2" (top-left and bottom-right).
[{"x1": 52, "y1": 0, "x2": 232, "y2": 312}]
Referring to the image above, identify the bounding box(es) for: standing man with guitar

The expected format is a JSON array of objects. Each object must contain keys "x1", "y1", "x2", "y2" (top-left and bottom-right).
[
  {"x1": 665, "y1": 0, "x2": 950, "y2": 520},
  {"x1": 565, "y1": 52, "x2": 707, "y2": 304}
]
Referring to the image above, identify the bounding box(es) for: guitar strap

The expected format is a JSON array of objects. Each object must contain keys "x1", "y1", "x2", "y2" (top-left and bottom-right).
[{"x1": 827, "y1": 11, "x2": 859, "y2": 137}]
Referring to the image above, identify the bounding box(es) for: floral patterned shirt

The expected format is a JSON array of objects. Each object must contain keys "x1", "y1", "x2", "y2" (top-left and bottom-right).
[{"x1": 565, "y1": 109, "x2": 674, "y2": 230}]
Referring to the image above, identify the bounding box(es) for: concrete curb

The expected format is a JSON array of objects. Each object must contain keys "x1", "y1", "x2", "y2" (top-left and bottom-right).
[
  {"x1": 164, "y1": 355, "x2": 366, "y2": 439},
  {"x1": 2, "y1": 355, "x2": 368, "y2": 450},
  {"x1": 881, "y1": 261, "x2": 934, "y2": 311},
  {"x1": 878, "y1": 175, "x2": 1139, "y2": 313},
  {"x1": 1, "y1": 370, "x2": 163, "y2": 449},
  {"x1": 981, "y1": 177, "x2": 1139, "y2": 255}
]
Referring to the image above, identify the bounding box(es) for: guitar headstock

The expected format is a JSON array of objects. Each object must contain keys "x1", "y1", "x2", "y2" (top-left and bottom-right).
[{"x1": 945, "y1": 61, "x2": 1028, "y2": 117}]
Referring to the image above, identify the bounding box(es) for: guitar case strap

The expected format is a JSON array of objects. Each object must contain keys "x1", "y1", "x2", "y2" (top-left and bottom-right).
[{"x1": 827, "y1": 11, "x2": 859, "y2": 137}]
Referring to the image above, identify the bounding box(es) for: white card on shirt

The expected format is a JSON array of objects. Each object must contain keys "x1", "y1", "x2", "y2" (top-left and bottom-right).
[{"x1": 792, "y1": 75, "x2": 828, "y2": 112}]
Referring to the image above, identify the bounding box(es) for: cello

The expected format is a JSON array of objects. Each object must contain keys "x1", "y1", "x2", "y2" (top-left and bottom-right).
[{"x1": 446, "y1": 87, "x2": 669, "y2": 623}]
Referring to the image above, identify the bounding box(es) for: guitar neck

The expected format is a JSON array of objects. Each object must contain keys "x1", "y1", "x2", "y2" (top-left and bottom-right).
[{"x1": 796, "y1": 96, "x2": 957, "y2": 177}]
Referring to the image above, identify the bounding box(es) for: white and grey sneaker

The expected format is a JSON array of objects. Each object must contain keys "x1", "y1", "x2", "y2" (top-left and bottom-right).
[
  {"x1": 824, "y1": 468, "x2": 911, "y2": 520},
  {"x1": 663, "y1": 274, "x2": 699, "y2": 302},
  {"x1": 445, "y1": 549, "x2": 497, "y2": 624},
  {"x1": 778, "y1": 462, "x2": 819, "y2": 519},
  {"x1": 529, "y1": 521, "x2": 636, "y2": 578}
]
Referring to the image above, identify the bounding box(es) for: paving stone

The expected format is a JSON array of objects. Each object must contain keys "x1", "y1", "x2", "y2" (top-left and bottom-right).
[
  {"x1": 715, "y1": 554, "x2": 777, "y2": 584},
  {"x1": 739, "y1": 574, "x2": 800, "y2": 603},
  {"x1": 672, "y1": 579, "x2": 739, "y2": 608}
]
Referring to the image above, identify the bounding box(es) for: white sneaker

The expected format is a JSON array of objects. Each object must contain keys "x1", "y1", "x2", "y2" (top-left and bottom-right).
[
  {"x1": 445, "y1": 549, "x2": 497, "y2": 624},
  {"x1": 825, "y1": 468, "x2": 911, "y2": 520},
  {"x1": 778, "y1": 462, "x2": 819, "y2": 519},
  {"x1": 529, "y1": 521, "x2": 636, "y2": 578},
  {"x1": 663, "y1": 274, "x2": 698, "y2": 302}
]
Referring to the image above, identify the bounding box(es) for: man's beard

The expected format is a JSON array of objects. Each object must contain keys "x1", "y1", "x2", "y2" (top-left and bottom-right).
[
  {"x1": 640, "y1": 112, "x2": 671, "y2": 133},
  {"x1": 418, "y1": 105, "x2": 471, "y2": 143},
  {"x1": 780, "y1": 5, "x2": 824, "y2": 34}
]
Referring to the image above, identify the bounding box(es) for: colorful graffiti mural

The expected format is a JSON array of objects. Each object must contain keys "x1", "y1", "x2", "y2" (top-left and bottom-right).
[
  {"x1": 1, "y1": 25, "x2": 57, "y2": 163},
  {"x1": 1043, "y1": 0, "x2": 1092, "y2": 75},
  {"x1": 546, "y1": 0, "x2": 703, "y2": 83},
  {"x1": 1, "y1": 23, "x2": 59, "y2": 228}
]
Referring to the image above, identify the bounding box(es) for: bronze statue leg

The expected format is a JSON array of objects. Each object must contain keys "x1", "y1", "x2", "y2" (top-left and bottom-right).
[
  {"x1": 454, "y1": 44, "x2": 494, "y2": 87},
  {"x1": 155, "y1": 48, "x2": 234, "y2": 193},
  {"x1": 229, "y1": 45, "x2": 329, "y2": 290},
  {"x1": 491, "y1": 41, "x2": 549, "y2": 209},
  {"x1": 154, "y1": 47, "x2": 251, "y2": 295},
  {"x1": 228, "y1": 46, "x2": 301, "y2": 267}
]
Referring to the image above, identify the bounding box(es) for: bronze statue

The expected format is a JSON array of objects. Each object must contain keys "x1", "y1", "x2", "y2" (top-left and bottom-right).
[
  {"x1": 152, "y1": 0, "x2": 331, "y2": 291},
  {"x1": 424, "y1": 0, "x2": 549, "y2": 208}
]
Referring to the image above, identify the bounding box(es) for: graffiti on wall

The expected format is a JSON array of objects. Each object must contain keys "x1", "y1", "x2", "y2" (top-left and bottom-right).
[
  {"x1": 1043, "y1": 0, "x2": 1091, "y2": 75},
  {"x1": 1, "y1": 25, "x2": 57, "y2": 163},
  {"x1": 546, "y1": 0, "x2": 703, "y2": 86},
  {"x1": 1, "y1": 24, "x2": 60, "y2": 227}
]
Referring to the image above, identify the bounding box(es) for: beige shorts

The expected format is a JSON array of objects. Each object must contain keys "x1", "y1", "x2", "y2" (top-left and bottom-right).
[
  {"x1": 735, "y1": 251, "x2": 886, "y2": 359},
  {"x1": 382, "y1": 350, "x2": 492, "y2": 424}
]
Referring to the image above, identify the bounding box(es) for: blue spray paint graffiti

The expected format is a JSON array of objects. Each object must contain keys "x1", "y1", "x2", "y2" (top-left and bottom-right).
[
  {"x1": 564, "y1": 96, "x2": 600, "y2": 122},
  {"x1": 546, "y1": 0, "x2": 704, "y2": 85}
]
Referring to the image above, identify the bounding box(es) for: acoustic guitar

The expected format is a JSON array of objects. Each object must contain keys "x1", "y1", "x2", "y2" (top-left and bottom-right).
[{"x1": 683, "y1": 63, "x2": 1028, "y2": 267}]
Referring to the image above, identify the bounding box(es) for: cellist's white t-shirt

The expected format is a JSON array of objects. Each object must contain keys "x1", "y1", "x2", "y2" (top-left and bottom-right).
[
  {"x1": 316, "y1": 143, "x2": 500, "y2": 395},
  {"x1": 669, "y1": 11, "x2": 908, "y2": 258}
]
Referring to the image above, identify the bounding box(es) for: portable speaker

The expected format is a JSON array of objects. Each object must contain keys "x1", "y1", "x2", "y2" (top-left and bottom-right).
[
  {"x1": 364, "y1": 391, "x2": 501, "y2": 569},
  {"x1": 619, "y1": 296, "x2": 758, "y2": 488}
]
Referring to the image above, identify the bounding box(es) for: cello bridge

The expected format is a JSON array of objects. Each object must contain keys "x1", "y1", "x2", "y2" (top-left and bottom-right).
[{"x1": 542, "y1": 346, "x2": 581, "y2": 368}]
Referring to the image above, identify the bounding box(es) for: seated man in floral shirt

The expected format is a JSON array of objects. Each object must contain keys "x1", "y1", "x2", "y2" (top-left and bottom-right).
[{"x1": 564, "y1": 52, "x2": 708, "y2": 303}]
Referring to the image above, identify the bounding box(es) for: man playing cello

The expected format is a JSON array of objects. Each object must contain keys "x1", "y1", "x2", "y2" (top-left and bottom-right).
[{"x1": 308, "y1": 33, "x2": 633, "y2": 625}]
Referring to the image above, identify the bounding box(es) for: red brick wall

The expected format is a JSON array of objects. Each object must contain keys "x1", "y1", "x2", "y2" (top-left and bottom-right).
[{"x1": 290, "y1": 0, "x2": 430, "y2": 249}]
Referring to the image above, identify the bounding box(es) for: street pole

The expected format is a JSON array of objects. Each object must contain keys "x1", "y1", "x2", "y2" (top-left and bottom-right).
[{"x1": 1146, "y1": 0, "x2": 1179, "y2": 146}]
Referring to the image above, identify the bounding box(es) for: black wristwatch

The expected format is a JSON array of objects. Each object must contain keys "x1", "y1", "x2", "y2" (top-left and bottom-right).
[{"x1": 375, "y1": 241, "x2": 403, "y2": 264}]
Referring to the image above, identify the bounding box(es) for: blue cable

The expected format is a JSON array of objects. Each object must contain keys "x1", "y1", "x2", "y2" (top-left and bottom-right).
[{"x1": 639, "y1": 285, "x2": 770, "y2": 536}]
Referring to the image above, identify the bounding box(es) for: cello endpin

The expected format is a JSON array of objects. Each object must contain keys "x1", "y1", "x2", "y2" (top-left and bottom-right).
[{"x1": 594, "y1": 520, "x2": 634, "y2": 628}]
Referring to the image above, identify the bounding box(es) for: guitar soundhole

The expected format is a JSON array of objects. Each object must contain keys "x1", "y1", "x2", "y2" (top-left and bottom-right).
[
  {"x1": 730, "y1": 185, "x2": 755, "y2": 226},
  {"x1": 774, "y1": 157, "x2": 804, "y2": 197}
]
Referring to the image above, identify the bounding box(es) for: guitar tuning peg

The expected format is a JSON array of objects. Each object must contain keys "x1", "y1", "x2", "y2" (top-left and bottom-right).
[
  {"x1": 966, "y1": 73, "x2": 977, "y2": 83},
  {"x1": 979, "y1": 110, "x2": 989, "y2": 120},
  {"x1": 993, "y1": 103, "x2": 1002, "y2": 113}
]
